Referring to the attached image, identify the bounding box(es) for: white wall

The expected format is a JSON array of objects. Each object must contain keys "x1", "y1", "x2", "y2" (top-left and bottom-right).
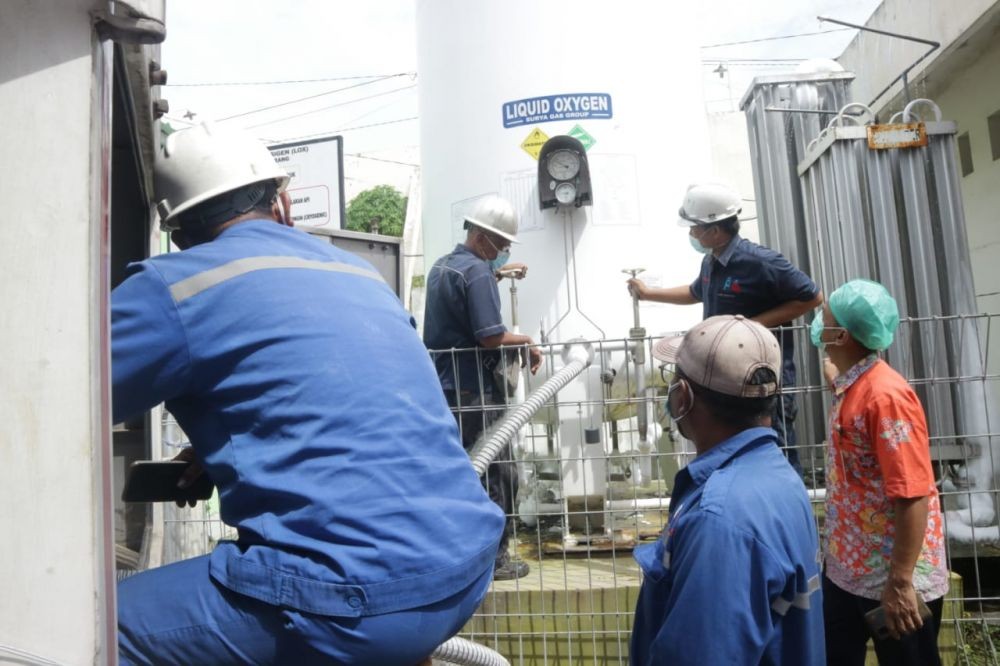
[
  {"x1": 933, "y1": 35, "x2": 1000, "y2": 368},
  {"x1": 0, "y1": 1, "x2": 114, "y2": 663}
]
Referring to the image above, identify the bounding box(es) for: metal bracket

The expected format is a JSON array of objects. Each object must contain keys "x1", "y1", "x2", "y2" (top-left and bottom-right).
[{"x1": 817, "y1": 15, "x2": 939, "y2": 112}]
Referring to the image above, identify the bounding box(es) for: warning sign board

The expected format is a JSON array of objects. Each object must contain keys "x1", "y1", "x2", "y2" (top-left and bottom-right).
[
  {"x1": 568, "y1": 124, "x2": 596, "y2": 151},
  {"x1": 520, "y1": 127, "x2": 550, "y2": 160}
]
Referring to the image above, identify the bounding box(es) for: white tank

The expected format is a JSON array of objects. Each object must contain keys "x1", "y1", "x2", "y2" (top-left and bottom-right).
[{"x1": 417, "y1": 0, "x2": 711, "y2": 499}]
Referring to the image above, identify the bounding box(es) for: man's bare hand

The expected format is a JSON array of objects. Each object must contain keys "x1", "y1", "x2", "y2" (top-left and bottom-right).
[
  {"x1": 627, "y1": 278, "x2": 648, "y2": 300},
  {"x1": 881, "y1": 577, "x2": 924, "y2": 640},
  {"x1": 823, "y1": 357, "x2": 839, "y2": 387},
  {"x1": 173, "y1": 447, "x2": 204, "y2": 508},
  {"x1": 497, "y1": 263, "x2": 528, "y2": 279},
  {"x1": 528, "y1": 346, "x2": 542, "y2": 374}
]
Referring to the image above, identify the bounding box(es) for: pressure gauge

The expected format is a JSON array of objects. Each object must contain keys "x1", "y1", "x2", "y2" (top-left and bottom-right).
[
  {"x1": 537, "y1": 135, "x2": 592, "y2": 210},
  {"x1": 546, "y1": 149, "x2": 581, "y2": 180},
  {"x1": 554, "y1": 182, "x2": 577, "y2": 205}
]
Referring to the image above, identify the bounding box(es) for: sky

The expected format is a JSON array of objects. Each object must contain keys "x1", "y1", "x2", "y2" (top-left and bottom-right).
[{"x1": 160, "y1": 0, "x2": 883, "y2": 183}]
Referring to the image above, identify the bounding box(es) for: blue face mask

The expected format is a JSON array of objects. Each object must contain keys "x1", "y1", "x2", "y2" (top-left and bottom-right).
[
  {"x1": 489, "y1": 250, "x2": 510, "y2": 272},
  {"x1": 689, "y1": 234, "x2": 710, "y2": 255}
]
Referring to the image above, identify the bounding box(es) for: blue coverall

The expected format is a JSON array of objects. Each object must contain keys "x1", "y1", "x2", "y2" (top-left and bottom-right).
[
  {"x1": 630, "y1": 428, "x2": 825, "y2": 665},
  {"x1": 112, "y1": 220, "x2": 505, "y2": 664}
]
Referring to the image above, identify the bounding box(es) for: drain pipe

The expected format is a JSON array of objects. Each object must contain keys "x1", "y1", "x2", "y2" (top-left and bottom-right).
[
  {"x1": 470, "y1": 340, "x2": 594, "y2": 476},
  {"x1": 623, "y1": 268, "x2": 651, "y2": 485},
  {"x1": 431, "y1": 636, "x2": 511, "y2": 666}
]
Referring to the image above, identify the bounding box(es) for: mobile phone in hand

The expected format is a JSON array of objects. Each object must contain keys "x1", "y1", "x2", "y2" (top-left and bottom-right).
[
  {"x1": 121, "y1": 460, "x2": 214, "y2": 503},
  {"x1": 863, "y1": 597, "x2": 933, "y2": 640}
]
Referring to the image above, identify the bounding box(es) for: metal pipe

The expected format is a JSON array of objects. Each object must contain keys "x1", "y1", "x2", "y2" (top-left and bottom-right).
[
  {"x1": 817, "y1": 15, "x2": 939, "y2": 110},
  {"x1": 764, "y1": 106, "x2": 838, "y2": 115},
  {"x1": 469, "y1": 342, "x2": 594, "y2": 477},
  {"x1": 622, "y1": 268, "x2": 649, "y2": 459},
  {"x1": 499, "y1": 268, "x2": 529, "y2": 454}
]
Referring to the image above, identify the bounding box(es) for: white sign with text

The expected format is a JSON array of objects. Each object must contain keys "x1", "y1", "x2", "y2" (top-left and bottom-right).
[{"x1": 268, "y1": 136, "x2": 345, "y2": 228}]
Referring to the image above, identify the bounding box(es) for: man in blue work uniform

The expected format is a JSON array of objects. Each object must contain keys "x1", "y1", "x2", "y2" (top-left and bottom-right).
[
  {"x1": 423, "y1": 195, "x2": 542, "y2": 580},
  {"x1": 628, "y1": 182, "x2": 822, "y2": 475},
  {"x1": 112, "y1": 122, "x2": 505, "y2": 665},
  {"x1": 631, "y1": 315, "x2": 824, "y2": 665}
]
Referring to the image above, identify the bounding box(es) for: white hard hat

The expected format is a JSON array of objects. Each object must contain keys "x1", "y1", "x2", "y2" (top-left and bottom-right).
[
  {"x1": 464, "y1": 195, "x2": 520, "y2": 244},
  {"x1": 155, "y1": 122, "x2": 290, "y2": 230},
  {"x1": 677, "y1": 182, "x2": 742, "y2": 227}
]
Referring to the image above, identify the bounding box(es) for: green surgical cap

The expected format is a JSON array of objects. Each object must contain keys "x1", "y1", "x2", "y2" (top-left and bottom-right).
[{"x1": 829, "y1": 279, "x2": 900, "y2": 351}]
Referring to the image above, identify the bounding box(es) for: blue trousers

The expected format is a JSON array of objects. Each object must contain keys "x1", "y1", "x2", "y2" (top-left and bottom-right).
[{"x1": 118, "y1": 555, "x2": 493, "y2": 665}]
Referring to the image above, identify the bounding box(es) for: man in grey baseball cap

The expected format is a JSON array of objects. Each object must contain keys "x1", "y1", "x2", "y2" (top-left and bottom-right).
[{"x1": 630, "y1": 315, "x2": 825, "y2": 665}]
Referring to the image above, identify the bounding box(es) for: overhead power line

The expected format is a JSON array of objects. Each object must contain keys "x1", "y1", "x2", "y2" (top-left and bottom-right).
[
  {"x1": 326, "y1": 116, "x2": 418, "y2": 134},
  {"x1": 167, "y1": 73, "x2": 416, "y2": 87},
  {"x1": 266, "y1": 117, "x2": 418, "y2": 144},
  {"x1": 216, "y1": 73, "x2": 410, "y2": 122},
  {"x1": 701, "y1": 28, "x2": 852, "y2": 49},
  {"x1": 244, "y1": 84, "x2": 417, "y2": 130},
  {"x1": 702, "y1": 57, "x2": 808, "y2": 62},
  {"x1": 345, "y1": 153, "x2": 419, "y2": 167}
]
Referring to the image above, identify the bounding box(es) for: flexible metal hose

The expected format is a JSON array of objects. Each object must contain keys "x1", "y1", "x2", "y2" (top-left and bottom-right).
[
  {"x1": 451, "y1": 343, "x2": 590, "y2": 666},
  {"x1": 469, "y1": 344, "x2": 591, "y2": 476},
  {"x1": 431, "y1": 636, "x2": 511, "y2": 666}
]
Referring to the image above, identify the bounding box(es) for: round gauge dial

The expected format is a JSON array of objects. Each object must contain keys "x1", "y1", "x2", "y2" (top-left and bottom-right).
[
  {"x1": 546, "y1": 149, "x2": 581, "y2": 180},
  {"x1": 555, "y1": 182, "x2": 577, "y2": 205}
]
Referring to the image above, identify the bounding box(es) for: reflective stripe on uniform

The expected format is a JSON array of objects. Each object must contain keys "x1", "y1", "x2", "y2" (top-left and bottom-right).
[
  {"x1": 169, "y1": 256, "x2": 386, "y2": 303},
  {"x1": 771, "y1": 574, "x2": 821, "y2": 616}
]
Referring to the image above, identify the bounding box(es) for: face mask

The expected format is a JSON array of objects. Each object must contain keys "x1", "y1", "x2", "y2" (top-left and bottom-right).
[
  {"x1": 811, "y1": 316, "x2": 845, "y2": 350},
  {"x1": 810, "y1": 316, "x2": 825, "y2": 349},
  {"x1": 489, "y1": 250, "x2": 510, "y2": 272},
  {"x1": 689, "y1": 234, "x2": 710, "y2": 255}
]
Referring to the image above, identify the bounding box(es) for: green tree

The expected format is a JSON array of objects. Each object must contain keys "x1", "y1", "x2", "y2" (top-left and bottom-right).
[{"x1": 345, "y1": 185, "x2": 407, "y2": 237}]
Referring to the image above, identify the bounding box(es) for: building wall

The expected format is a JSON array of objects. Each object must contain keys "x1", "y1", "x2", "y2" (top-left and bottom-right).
[
  {"x1": 837, "y1": 0, "x2": 1000, "y2": 116},
  {"x1": 933, "y1": 35, "x2": 1000, "y2": 363},
  {"x1": 0, "y1": 1, "x2": 114, "y2": 662}
]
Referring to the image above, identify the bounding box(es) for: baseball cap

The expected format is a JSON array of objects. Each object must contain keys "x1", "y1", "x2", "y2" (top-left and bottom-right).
[{"x1": 652, "y1": 315, "x2": 780, "y2": 398}]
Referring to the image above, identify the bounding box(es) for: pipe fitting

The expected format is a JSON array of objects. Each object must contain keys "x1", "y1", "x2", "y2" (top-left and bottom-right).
[
  {"x1": 561, "y1": 338, "x2": 594, "y2": 366},
  {"x1": 901, "y1": 98, "x2": 942, "y2": 123}
]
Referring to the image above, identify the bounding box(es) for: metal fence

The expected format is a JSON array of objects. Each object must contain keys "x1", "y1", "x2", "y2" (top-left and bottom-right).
[{"x1": 156, "y1": 316, "x2": 1000, "y2": 665}]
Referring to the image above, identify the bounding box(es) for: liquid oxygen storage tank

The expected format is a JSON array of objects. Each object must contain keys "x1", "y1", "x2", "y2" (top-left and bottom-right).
[{"x1": 416, "y1": 1, "x2": 712, "y2": 510}]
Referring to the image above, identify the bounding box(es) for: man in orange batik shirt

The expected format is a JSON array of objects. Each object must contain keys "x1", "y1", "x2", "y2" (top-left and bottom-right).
[{"x1": 813, "y1": 280, "x2": 948, "y2": 666}]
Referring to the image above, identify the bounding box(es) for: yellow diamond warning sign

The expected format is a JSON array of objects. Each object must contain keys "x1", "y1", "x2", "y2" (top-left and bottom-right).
[{"x1": 520, "y1": 127, "x2": 549, "y2": 160}]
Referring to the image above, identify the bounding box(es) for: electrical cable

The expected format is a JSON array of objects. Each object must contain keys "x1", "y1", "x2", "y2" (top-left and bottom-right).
[
  {"x1": 702, "y1": 62, "x2": 804, "y2": 68},
  {"x1": 167, "y1": 73, "x2": 415, "y2": 87},
  {"x1": 216, "y1": 73, "x2": 409, "y2": 122},
  {"x1": 702, "y1": 58, "x2": 808, "y2": 62},
  {"x1": 243, "y1": 84, "x2": 416, "y2": 130},
  {"x1": 701, "y1": 28, "x2": 852, "y2": 49},
  {"x1": 346, "y1": 154, "x2": 419, "y2": 167},
  {"x1": 266, "y1": 117, "x2": 418, "y2": 144}
]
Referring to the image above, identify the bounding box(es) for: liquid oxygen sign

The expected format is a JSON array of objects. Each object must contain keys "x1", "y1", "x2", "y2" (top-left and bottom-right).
[{"x1": 502, "y1": 93, "x2": 613, "y2": 128}]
